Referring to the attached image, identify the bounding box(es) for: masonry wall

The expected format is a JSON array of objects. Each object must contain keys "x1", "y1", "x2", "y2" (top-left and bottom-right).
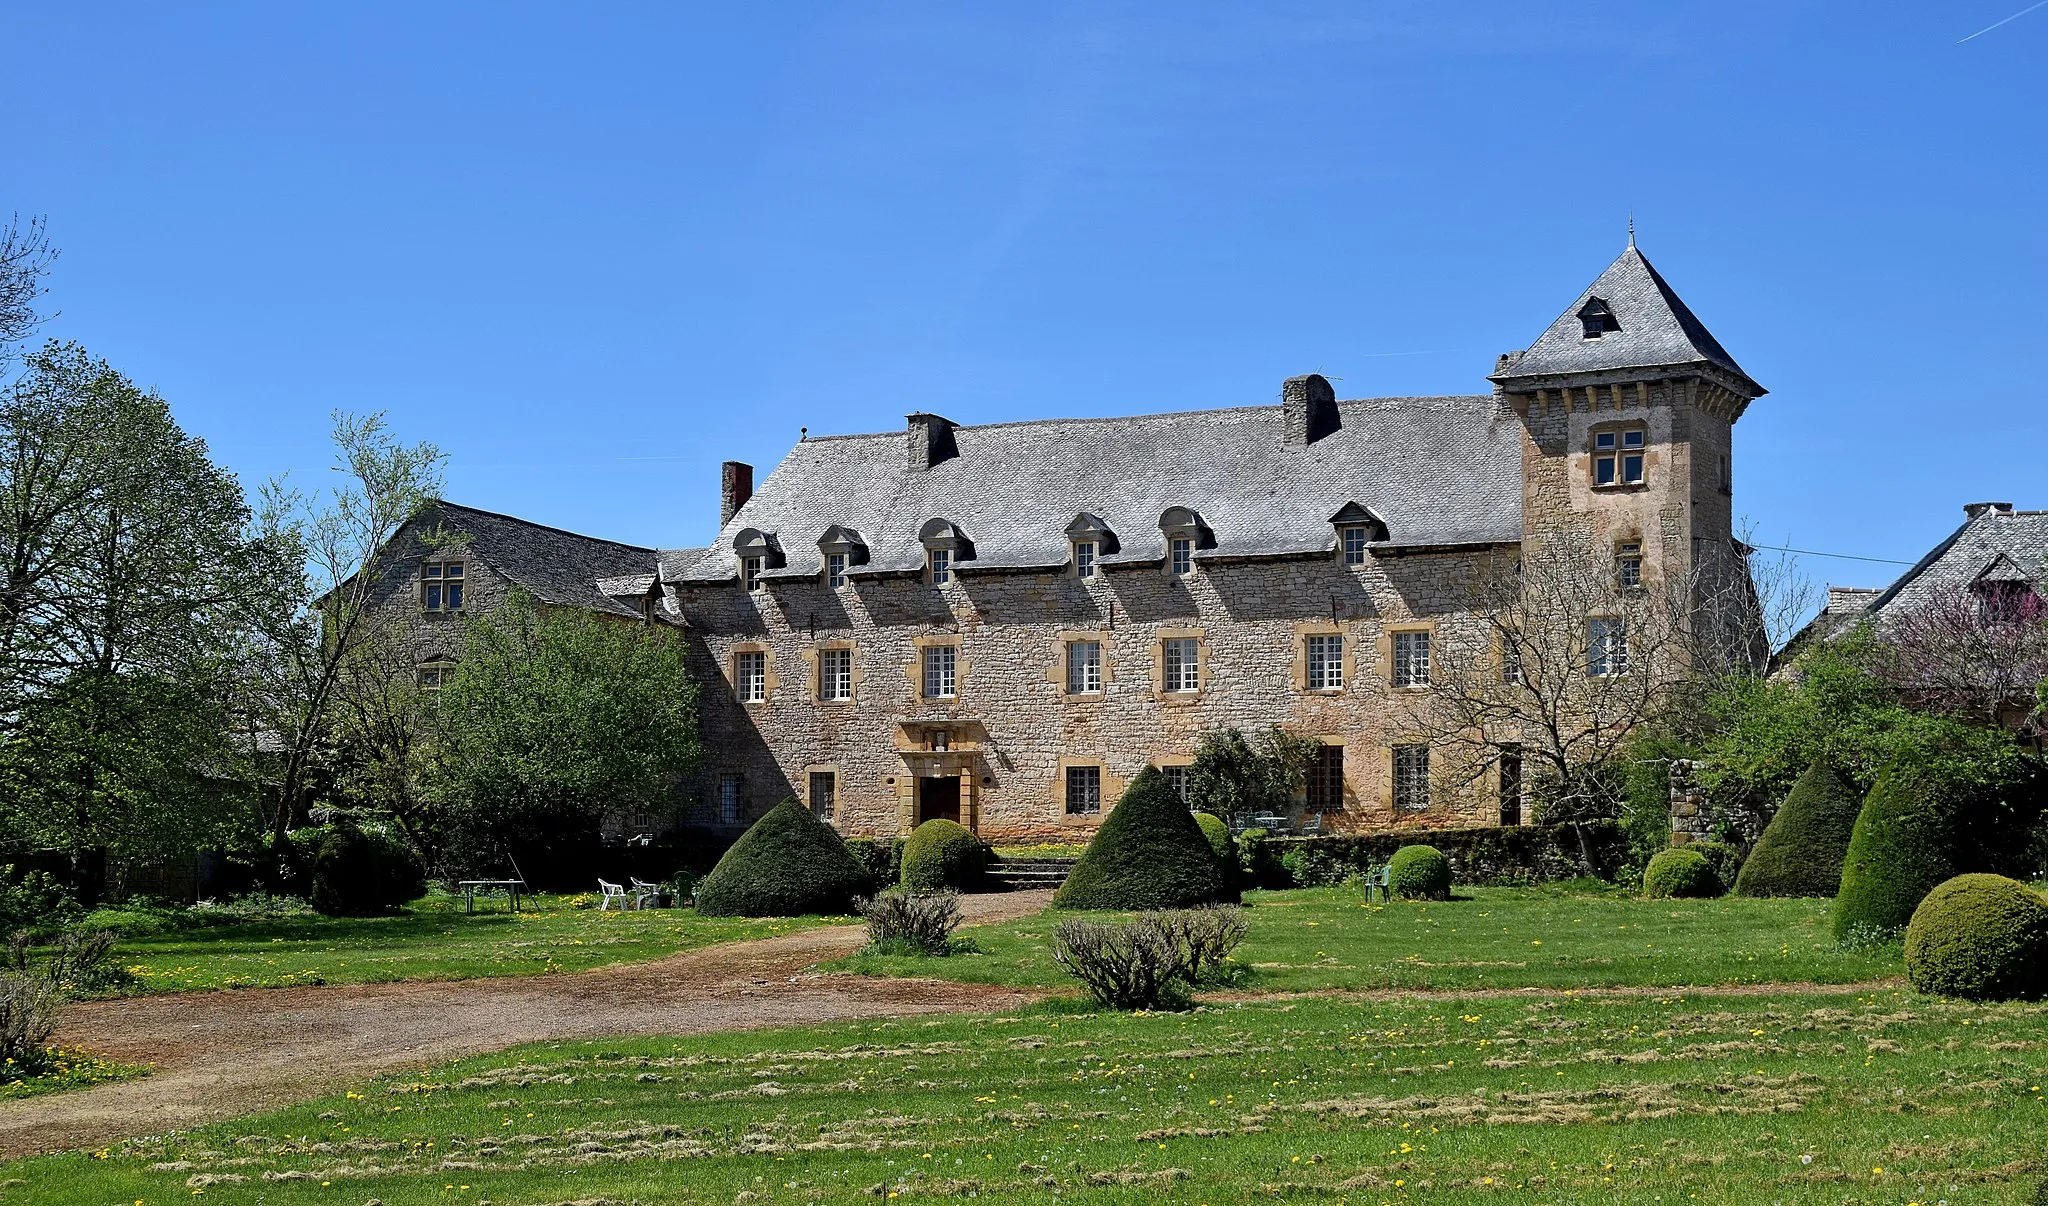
[{"x1": 679, "y1": 544, "x2": 1519, "y2": 842}]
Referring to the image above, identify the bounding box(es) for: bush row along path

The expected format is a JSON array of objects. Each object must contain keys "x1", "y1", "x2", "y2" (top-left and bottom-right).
[{"x1": 0, "y1": 891, "x2": 1054, "y2": 1161}]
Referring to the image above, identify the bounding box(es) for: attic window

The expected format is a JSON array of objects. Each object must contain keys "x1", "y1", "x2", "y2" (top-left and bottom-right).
[
  {"x1": 1327, "y1": 503, "x2": 1387, "y2": 564},
  {"x1": 1158, "y1": 507, "x2": 1209, "y2": 576},
  {"x1": 1578, "y1": 298, "x2": 1621, "y2": 340},
  {"x1": 1063, "y1": 513, "x2": 1116, "y2": 580},
  {"x1": 816, "y1": 525, "x2": 868, "y2": 588}
]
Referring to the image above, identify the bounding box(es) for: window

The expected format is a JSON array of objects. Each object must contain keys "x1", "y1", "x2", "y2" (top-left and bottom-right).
[
  {"x1": 417, "y1": 661, "x2": 453, "y2": 690},
  {"x1": 1616, "y1": 541, "x2": 1642, "y2": 589},
  {"x1": 922, "y1": 644, "x2": 957, "y2": 699},
  {"x1": 826, "y1": 552, "x2": 847, "y2": 589},
  {"x1": 1500, "y1": 629, "x2": 1524, "y2": 686},
  {"x1": 809, "y1": 771, "x2": 836, "y2": 822},
  {"x1": 1393, "y1": 744, "x2": 1430, "y2": 812},
  {"x1": 1169, "y1": 537, "x2": 1193, "y2": 576},
  {"x1": 741, "y1": 556, "x2": 764, "y2": 592},
  {"x1": 1499, "y1": 746, "x2": 1523, "y2": 826},
  {"x1": 1307, "y1": 744, "x2": 1344, "y2": 812},
  {"x1": 1161, "y1": 765, "x2": 1190, "y2": 804},
  {"x1": 1718, "y1": 453, "x2": 1732, "y2": 494},
  {"x1": 735, "y1": 651, "x2": 767, "y2": 702},
  {"x1": 928, "y1": 548, "x2": 951, "y2": 585},
  {"x1": 1593, "y1": 429, "x2": 1646, "y2": 487},
  {"x1": 1065, "y1": 765, "x2": 1102, "y2": 815},
  {"x1": 1340, "y1": 526, "x2": 1370, "y2": 565},
  {"x1": 1392, "y1": 629, "x2": 1431, "y2": 687},
  {"x1": 718, "y1": 774, "x2": 743, "y2": 825},
  {"x1": 1162, "y1": 637, "x2": 1199, "y2": 693},
  {"x1": 421, "y1": 562, "x2": 465, "y2": 612},
  {"x1": 1305, "y1": 633, "x2": 1344, "y2": 690},
  {"x1": 1074, "y1": 541, "x2": 1097, "y2": 580},
  {"x1": 1588, "y1": 617, "x2": 1629, "y2": 677},
  {"x1": 818, "y1": 648, "x2": 852, "y2": 701},
  {"x1": 1578, "y1": 297, "x2": 1620, "y2": 340},
  {"x1": 1066, "y1": 639, "x2": 1102, "y2": 695}
]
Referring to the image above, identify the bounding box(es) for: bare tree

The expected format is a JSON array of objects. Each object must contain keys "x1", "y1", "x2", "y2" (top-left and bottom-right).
[
  {"x1": 1872, "y1": 580, "x2": 2048, "y2": 740},
  {"x1": 0, "y1": 216, "x2": 57, "y2": 374}
]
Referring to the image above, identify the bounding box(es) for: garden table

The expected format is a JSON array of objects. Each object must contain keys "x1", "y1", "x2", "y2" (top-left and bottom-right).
[{"x1": 459, "y1": 878, "x2": 524, "y2": 914}]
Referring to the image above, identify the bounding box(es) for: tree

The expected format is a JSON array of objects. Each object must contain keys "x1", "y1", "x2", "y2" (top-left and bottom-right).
[
  {"x1": 0, "y1": 215, "x2": 55, "y2": 375},
  {"x1": 424, "y1": 592, "x2": 699, "y2": 881},
  {"x1": 1873, "y1": 582, "x2": 2048, "y2": 740},
  {"x1": 1183, "y1": 726, "x2": 1321, "y2": 825}
]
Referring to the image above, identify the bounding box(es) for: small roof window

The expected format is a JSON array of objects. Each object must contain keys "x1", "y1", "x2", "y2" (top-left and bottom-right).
[
  {"x1": 917, "y1": 518, "x2": 974, "y2": 559},
  {"x1": 731, "y1": 527, "x2": 783, "y2": 565},
  {"x1": 816, "y1": 524, "x2": 868, "y2": 561},
  {"x1": 1578, "y1": 297, "x2": 1622, "y2": 340}
]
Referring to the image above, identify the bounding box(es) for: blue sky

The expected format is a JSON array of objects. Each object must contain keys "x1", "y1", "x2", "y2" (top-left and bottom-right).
[{"x1": 5, "y1": 3, "x2": 2044, "y2": 598}]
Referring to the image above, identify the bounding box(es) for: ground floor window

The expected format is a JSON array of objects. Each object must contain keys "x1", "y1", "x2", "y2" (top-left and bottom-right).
[
  {"x1": 1393, "y1": 744, "x2": 1430, "y2": 812},
  {"x1": 1307, "y1": 743, "x2": 1344, "y2": 812},
  {"x1": 809, "y1": 770, "x2": 836, "y2": 822},
  {"x1": 718, "y1": 774, "x2": 743, "y2": 824},
  {"x1": 1161, "y1": 764, "x2": 1190, "y2": 804},
  {"x1": 1065, "y1": 765, "x2": 1102, "y2": 814}
]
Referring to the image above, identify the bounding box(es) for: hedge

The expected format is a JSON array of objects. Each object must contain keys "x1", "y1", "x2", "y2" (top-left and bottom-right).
[
  {"x1": 1054, "y1": 767, "x2": 1233, "y2": 910},
  {"x1": 1735, "y1": 761, "x2": 1862, "y2": 898},
  {"x1": 901, "y1": 819, "x2": 987, "y2": 892},
  {"x1": 1832, "y1": 767, "x2": 1962, "y2": 943},
  {"x1": 1249, "y1": 822, "x2": 1628, "y2": 889},
  {"x1": 693, "y1": 799, "x2": 870, "y2": 917},
  {"x1": 310, "y1": 824, "x2": 425, "y2": 916},
  {"x1": 1903, "y1": 874, "x2": 2048, "y2": 1001},
  {"x1": 1194, "y1": 812, "x2": 1234, "y2": 873},
  {"x1": 1387, "y1": 845, "x2": 1451, "y2": 900},
  {"x1": 1642, "y1": 847, "x2": 1721, "y2": 899}
]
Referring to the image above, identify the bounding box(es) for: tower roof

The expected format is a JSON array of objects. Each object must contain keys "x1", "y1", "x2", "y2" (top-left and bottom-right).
[{"x1": 1491, "y1": 244, "x2": 1763, "y2": 396}]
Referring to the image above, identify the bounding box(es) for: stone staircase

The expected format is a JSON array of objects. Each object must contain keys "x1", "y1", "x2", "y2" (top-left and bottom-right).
[{"x1": 988, "y1": 856, "x2": 1079, "y2": 892}]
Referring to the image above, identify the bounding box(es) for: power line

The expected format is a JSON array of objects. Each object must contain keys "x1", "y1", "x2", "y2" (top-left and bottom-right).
[{"x1": 1749, "y1": 542, "x2": 1916, "y2": 567}]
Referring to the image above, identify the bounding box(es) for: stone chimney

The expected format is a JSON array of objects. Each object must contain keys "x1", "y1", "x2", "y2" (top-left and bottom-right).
[
  {"x1": 1282, "y1": 374, "x2": 1339, "y2": 446},
  {"x1": 1963, "y1": 501, "x2": 2014, "y2": 521},
  {"x1": 907, "y1": 413, "x2": 958, "y2": 471},
  {"x1": 720, "y1": 461, "x2": 753, "y2": 528}
]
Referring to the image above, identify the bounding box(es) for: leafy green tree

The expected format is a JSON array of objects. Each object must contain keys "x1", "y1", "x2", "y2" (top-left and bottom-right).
[
  {"x1": 1184, "y1": 726, "x2": 1320, "y2": 824},
  {"x1": 424, "y1": 592, "x2": 700, "y2": 880}
]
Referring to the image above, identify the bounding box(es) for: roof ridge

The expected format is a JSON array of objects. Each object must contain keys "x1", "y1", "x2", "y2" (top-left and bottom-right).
[
  {"x1": 431, "y1": 499, "x2": 657, "y2": 555},
  {"x1": 789, "y1": 395, "x2": 1502, "y2": 444}
]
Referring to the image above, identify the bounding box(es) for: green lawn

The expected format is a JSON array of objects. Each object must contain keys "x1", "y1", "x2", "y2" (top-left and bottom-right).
[
  {"x1": 829, "y1": 883, "x2": 1906, "y2": 993},
  {"x1": 106, "y1": 896, "x2": 845, "y2": 995},
  {"x1": 13, "y1": 989, "x2": 2046, "y2": 1203},
  {"x1": 0, "y1": 1046, "x2": 146, "y2": 1101}
]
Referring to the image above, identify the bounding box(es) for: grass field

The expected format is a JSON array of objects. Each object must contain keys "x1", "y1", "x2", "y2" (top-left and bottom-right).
[
  {"x1": 830, "y1": 883, "x2": 1906, "y2": 993},
  {"x1": 0, "y1": 1046, "x2": 147, "y2": 1101},
  {"x1": 105, "y1": 896, "x2": 843, "y2": 995},
  {"x1": 12, "y1": 989, "x2": 2046, "y2": 1204}
]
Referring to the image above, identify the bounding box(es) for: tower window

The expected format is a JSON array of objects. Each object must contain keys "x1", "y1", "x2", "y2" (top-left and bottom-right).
[
  {"x1": 1578, "y1": 297, "x2": 1621, "y2": 339},
  {"x1": 1616, "y1": 541, "x2": 1642, "y2": 589},
  {"x1": 1588, "y1": 617, "x2": 1629, "y2": 678},
  {"x1": 1592, "y1": 428, "x2": 1646, "y2": 487}
]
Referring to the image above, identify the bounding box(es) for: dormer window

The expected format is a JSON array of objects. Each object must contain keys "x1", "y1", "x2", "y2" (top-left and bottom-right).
[
  {"x1": 1074, "y1": 541, "x2": 1096, "y2": 579},
  {"x1": 917, "y1": 518, "x2": 971, "y2": 586},
  {"x1": 1170, "y1": 538, "x2": 1193, "y2": 576},
  {"x1": 1615, "y1": 541, "x2": 1642, "y2": 589},
  {"x1": 1158, "y1": 507, "x2": 1209, "y2": 577},
  {"x1": 816, "y1": 525, "x2": 867, "y2": 591},
  {"x1": 1592, "y1": 428, "x2": 1646, "y2": 487},
  {"x1": 1327, "y1": 503, "x2": 1387, "y2": 565},
  {"x1": 1578, "y1": 297, "x2": 1621, "y2": 340},
  {"x1": 741, "y1": 557, "x2": 763, "y2": 592},
  {"x1": 929, "y1": 548, "x2": 951, "y2": 585},
  {"x1": 732, "y1": 527, "x2": 784, "y2": 591},
  {"x1": 1063, "y1": 513, "x2": 1116, "y2": 580},
  {"x1": 825, "y1": 553, "x2": 847, "y2": 589}
]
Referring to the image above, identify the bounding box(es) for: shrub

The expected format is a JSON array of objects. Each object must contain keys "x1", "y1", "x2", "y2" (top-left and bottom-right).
[
  {"x1": 1690, "y1": 841, "x2": 1743, "y2": 893},
  {"x1": 1735, "y1": 761, "x2": 1863, "y2": 898},
  {"x1": 1643, "y1": 847, "x2": 1721, "y2": 899},
  {"x1": 1053, "y1": 907, "x2": 1251, "y2": 1009},
  {"x1": 1902, "y1": 874, "x2": 2048, "y2": 1001},
  {"x1": 310, "y1": 824, "x2": 426, "y2": 916},
  {"x1": 1194, "y1": 811, "x2": 1233, "y2": 871},
  {"x1": 843, "y1": 838, "x2": 903, "y2": 892},
  {"x1": 900, "y1": 819, "x2": 987, "y2": 892},
  {"x1": 693, "y1": 799, "x2": 870, "y2": 917},
  {"x1": 1833, "y1": 767, "x2": 1962, "y2": 943},
  {"x1": 0, "y1": 969, "x2": 58, "y2": 1066},
  {"x1": 856, "y1": 889, "x2": 962, "y2": 955},
  {"x1": 1387, "y1": 845, "x2": 1451, "y2": 900},
  {"x1": 1143, "y1": 905, "x2": 1249, "y2": 981},
  {"x1": 1280, "y1": 844, "x2": 1348, "y2": 887},
  {"x1": 1053, "y1": 767, "x2": 1232, "y2": 909},
  {"x1": 0, "y1": 866, "x2": 75, "y2": 935},
  {"x1": 1235, "y1": 828, "x2": 1288, "y2": 889}
]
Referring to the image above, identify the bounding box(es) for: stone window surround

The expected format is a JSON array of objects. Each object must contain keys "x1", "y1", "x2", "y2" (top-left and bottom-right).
[
  {"x1": 1154, "y1": 754, "x2": 1194, "y2": 805},
  {"x1": 1048, "y1": 629, "x2": 1113, "y2": 698},
  {"x1": 1291, "y1": 620, "x2": 1349, "y2": 694},
  {"x1": 1388, "y1": 740, "x2": 1433, "y2": 813},
  {"x1": 1588, "y1": 420, "x2": 1649, "y2": 490},
  {"x1": 1055, "y1": 754, "x2": 1122, "y2": 825},
  {"x1": 1614, "y1": 532, "x2": 1645, "y2": 590},
  {"x1": 1380, "y1": 622, "x2": 1435, "y2": 690},
  {"x1": 416, "y1": 659, "x2": 455, "y2": 691},
  {"x1": 904, "y1": 632, "x2": 971, "y2": 701},
  {"x1": 1150, "y1": 626, "x2": 1209, "y2": 702},
  {"x1": 801, "y1": 640, "x2": 862, "y2": 703},
  {"x1": 729, "y1": 642, "x2": 777, "y2": 705},
  {"x1": 804, "y1": 762, "x2": 839, "y2": 824},
  {"x1": 1307, "y1": 736, "x2": 1349, "y2": 812}
]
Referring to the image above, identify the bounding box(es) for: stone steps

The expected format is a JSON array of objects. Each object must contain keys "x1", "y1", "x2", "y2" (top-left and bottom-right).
[{"x1": 987, "y1": 857, "x2": 1079, "y2": 892}]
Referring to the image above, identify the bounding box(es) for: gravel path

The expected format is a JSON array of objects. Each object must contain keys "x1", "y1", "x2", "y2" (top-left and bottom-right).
[{"x1": 0, "y1": 890, "x2": 1053, "y2": 1160}]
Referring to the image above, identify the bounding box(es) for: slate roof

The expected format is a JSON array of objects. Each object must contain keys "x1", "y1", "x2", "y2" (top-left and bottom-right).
[
  {"x1": 680, "y1": 396, "x2": 1525, "y2": 584},
  {"x1": 657, "y1": 547, "x2": 709, "y2": 584},
  {"x1": 1861, "y1": 506, "x2": 2048, "y2": 619},
  {"x1": 423, "y1": 501, "x2": 660, "y2": 619},
  {"x1": 1491, "y1": 244, "x2": 1761, "y2": 393}
]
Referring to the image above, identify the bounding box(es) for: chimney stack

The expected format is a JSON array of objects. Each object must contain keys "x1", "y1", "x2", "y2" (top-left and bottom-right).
[
  {"x1": 1282, "y1": 374, "x2": 1339, "y2": 446},
  {"x1": 906, "y1": 413, "x2": 958, "y2": 471},
  {"x1": 720, "y1": 461, "x2": 753, "y2": 528},
  {"x1": 1963, "y1": 501, "x2": 2014, "y2": 521}
]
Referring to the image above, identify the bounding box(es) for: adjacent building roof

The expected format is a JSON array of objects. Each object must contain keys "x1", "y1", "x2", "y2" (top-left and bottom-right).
[
  {"x1": 422, "y1": 501, "x2": 661, "y2": 620},
  {"x1": 680, "y1": 396, "x2": 1525, "y2": 584},
  {"x1": 1491, "y1": 243, "x2": 1761, "y2": 395}
]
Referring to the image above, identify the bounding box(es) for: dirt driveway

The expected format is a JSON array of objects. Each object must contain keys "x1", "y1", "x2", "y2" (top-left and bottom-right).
[{"x1": 0, "y1": 890, "x2": 1053, "y2": 1161}]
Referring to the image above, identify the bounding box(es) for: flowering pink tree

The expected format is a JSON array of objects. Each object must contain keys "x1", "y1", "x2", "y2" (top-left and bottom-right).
[{"x1": 1876, "y1": 581, "x2": 2048, "y2": 739}]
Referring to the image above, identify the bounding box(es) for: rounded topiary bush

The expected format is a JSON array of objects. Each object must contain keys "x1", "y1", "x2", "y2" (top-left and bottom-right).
[
  {"x1": 900, "y1": 819, "x2": 987, "y2": 892},
  {"x1": 1902, "y1": 873, "x2": 2048, "y2": 1001},
  {"x1": 1194, "y1": 812, "x2": 1234, "y2": 872},
  {"x1": 1833, "y1": 767, "x2": 1961, "y2": 943},
  {"x1": 1689, "y1": 841, "x2": 1743, "y2": 894},
  {"x1": 694, "y1": 799, "x2": 871, "y2": 917},
  {"x1": 1735, "y1": 761, "x2": 1863, "y2": 898},
  {"x1": 310, "y1": 823, "x2": 425, "y2": 916},
  {"x1": 1054, "y1": 767, "x2": 1233, "y2": 910},
  {"x1": 1642, "y1": 847, "x2": 1721, "y2": 899},
  {"x1": 1387, "y1": 845, "x2": 1451, "y2": 901}
]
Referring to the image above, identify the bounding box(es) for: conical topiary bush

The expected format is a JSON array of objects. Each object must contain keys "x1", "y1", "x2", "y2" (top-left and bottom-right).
[
  {"x1": 693, "y1": 799, "x2": 871, "y2": 917},
  {"x1": 1053, "y1": 767, "x2": 1233, "y2": 910},
  {"x1": 1735, "y1": 761, "x2": 1862, "y2": 898},
  {"x1": 1832, "y1": 767, "x2": 1961, "y2": 943}
]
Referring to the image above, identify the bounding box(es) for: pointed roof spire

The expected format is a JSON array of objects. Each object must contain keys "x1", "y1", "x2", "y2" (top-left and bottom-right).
[
  {"x1": 1489, "y1": 242, "x2": 1763, "y2": 399},
  {"x1": 1627, "y1": 215, "x2": 1636, "y2": 248}
]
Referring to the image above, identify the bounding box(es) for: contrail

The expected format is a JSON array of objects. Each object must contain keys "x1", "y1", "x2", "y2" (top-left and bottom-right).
[{"x1": 1959, "y1": 0, "x2": 2048, "y2": 43}]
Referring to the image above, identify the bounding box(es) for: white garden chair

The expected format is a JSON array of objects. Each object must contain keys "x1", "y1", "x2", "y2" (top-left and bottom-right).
[{"x1": 597, "y1": 878, "x2": 631, "y2": 911}]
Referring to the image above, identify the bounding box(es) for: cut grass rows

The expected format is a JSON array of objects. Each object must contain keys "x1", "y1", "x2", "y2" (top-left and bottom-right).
[{"x1": 13, "y1": 990, "x2": 2047, "y2": 1204}]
